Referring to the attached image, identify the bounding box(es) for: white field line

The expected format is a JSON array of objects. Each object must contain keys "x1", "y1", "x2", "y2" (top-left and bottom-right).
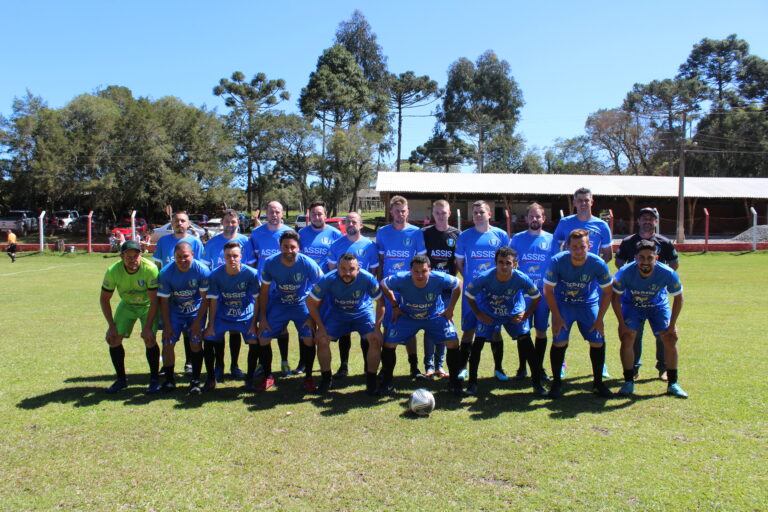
[{"x1": 0, "y1": 263, "x2": 87, "y2": 277}]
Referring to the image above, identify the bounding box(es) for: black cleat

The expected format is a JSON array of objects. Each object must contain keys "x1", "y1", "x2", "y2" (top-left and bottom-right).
[
  {"x1": 463, "y1": 383, "x2": 478, "y2": 396},
  {"x1": 333, "y1": 365, "x2": 349, "y2": 380},
  {"x1": 106, "y1": 378, "x2": 128, "y2": 394},
  {"x1": 161, "y1": 381, "x2": 176, "y2": 393},
  {"x1": 318, "y1": 378, "x2": 333, "y2": 394},
  {"x1": 593, "y1": 383, "x2": 614, "y2": 398},
  {"x1": 548, "y1": 383, "x2": 563, "y2": 399},
  {"x1": 411, "y1": 367, "x2": 424, "y2": 379},
  {"x1": 202, "y1": 379, "x2": 217, "y2": 392},
  {"x1": 377, "y1": 382, "x2": 396, "y2": 396},
  {"x1": 188, "y1": 381, "x2": 202, "y2": 395},
  {"x1": 145, "y1": 379, "x2": 162, "y2": 394}
]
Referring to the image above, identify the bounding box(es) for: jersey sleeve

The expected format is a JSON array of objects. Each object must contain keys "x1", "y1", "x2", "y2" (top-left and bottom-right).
[
  {"x1": 552, "y1": 221, "x2": 566, "y2": 251},
  {"x1": 442, "y1": 272, "x2": 460, "y2": 292},
  {"x1": 152, "y1": 240, "x2": 166, "y2": 264},
  {"x1": 365, "y1": 243, "x2": 379, "y2": 269},
  {"x1": 367, "y1": 273, "x2": 382, "y2": 300},
  {"x1": 661, "y1": 241, "x2": 679, "y2": 266},
  {"x1": 102, "y1": 266, "x2": 117, "y2": 292},
  {"x1": 543, "y1": 257, "x2": 559, "y2": 286},
  {"x1": 198, "y1": 264, "x2": 211, "y2": 292},
  {"x1": 260, "y1": 259, "x2": 274, "y2": 286},
  {"x1": 666, "y1": 270, "x2": 683, "y2": 296},
  {"x1": 500, "y1": 230, "x2": 511, "y2": 247},
  {"x1": 454, "y1": 233, "x2": 466, "y2": 260},
  {"x1": 248, "y1": 270, "x2": 261, "y2": 298},
  {"x1": 157, "y1": 267, "x2": 172, "y2": 298},
  {"x1": 206, "y1": 273, "x2": 220, "y2": 299},
  {"x1": 519, "y1": 273, "x2": 540, "y2": 299},
  {"x1": 309, "y1": 275, "x2": 328, "y2": 301},
  {"x1": 600, "y1": 221, "x2": 612, "y2": 247},
  {"x1": 376, "y1": 231, "x2": 385, "y2": 255},
  {"x1": 244, "y1": 236, "x2": 257, "y2": 266},
  {"x1": 415, "y1": 229, "x2": 427, "y2": 255},
  {"x1": 308, "y1": 258, "x2": 323, "y2": 283},
  {"x1": 595, "y1": 259, "x2": 613, "y2": 288},
  {"x1": 612, "y1": 268, "x2": 627, "y2": 295},
  {"x1": 464, "y1": 275, "x2": 483, "y2": 299},
  {"x1": 615, "y1": 238, "x2": 632, "y2": 263}
]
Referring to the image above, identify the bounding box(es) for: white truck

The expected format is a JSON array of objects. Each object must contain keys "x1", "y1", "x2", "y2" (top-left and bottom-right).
[{"x1": 0, "y1": 210, "x2": 39, "y2": 236}]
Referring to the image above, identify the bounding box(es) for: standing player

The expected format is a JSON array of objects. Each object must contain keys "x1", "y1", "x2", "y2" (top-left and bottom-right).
[
  {"x1": 157, "y1": 242, "x2": 210, "y2": 392},
  {"x1": 202, "y1": 209, "x2": 251, "y2": 380},
  {"x1": 615, "y1": 207, "x2": 679, "y2": 381},
  {"x1": 543, "y1": 229, "x2": 614, "y2": 398},
  {"x1": 299, "y1": 201, "x2": 344, "y2": 272},
  {"x1": 379, "y1": 255, "x2": 463, "y2": 395},
  {"x1": 455, "y1": 200, "x2": 511, "y2": 381},
  {"x1": 612, "y1": 240, "x2": 687, "y2": 398},
  {"x1": 510, "y1": 203, "x2": 553, "y2": 383},
  {"x1": 257, "y1": 231, "x2": 323, "y2": 392},
  {"x1": 99, "y1": 240, "x2": 161, "y2": 394},
  {"x1": 421, "y1": 199, "x2": 459, "y2": 379},
  {"x1": 245, "y1": 201, "x2": 295, "y2": 376},
  {"x1": 327, "y1": 211, "x2": 380, "y2": 377},
  {"x1": 203, "y1": 242, "x2": 260, "y2": 393},
  {"x1": 376, "y1": 196, "x2": 427, "y2": 378},
  {"x1": 6, "y1": 230, "x2": 17, "y2": 263},
  {"x1": 464, "y1": 247, "x2": 545, "y2": 396},
  {"x1": 308, "y1": 253, "x2": 385, "y2": 394}
]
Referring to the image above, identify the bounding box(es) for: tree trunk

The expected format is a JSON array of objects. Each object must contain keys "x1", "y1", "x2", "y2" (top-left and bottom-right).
[{"x1": 396, "y1": 103, "x2": 403, "y2": 172}]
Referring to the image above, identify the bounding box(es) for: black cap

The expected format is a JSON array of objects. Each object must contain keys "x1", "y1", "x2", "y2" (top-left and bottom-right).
[
  {"x1": 120, "y1": 240, "x2": 141, "y2": 252},
  {"x1": 638, "y1": 207, "x2": 658, "y2": 219}
]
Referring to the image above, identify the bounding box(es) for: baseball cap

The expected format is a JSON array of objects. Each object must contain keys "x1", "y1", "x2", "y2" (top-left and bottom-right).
[
  {"x1": 638, "y1": 207, "x2": 658, "y2": 219},
  {"x1": 120, "y1": 240, "x2": 141, "y2": 252}
]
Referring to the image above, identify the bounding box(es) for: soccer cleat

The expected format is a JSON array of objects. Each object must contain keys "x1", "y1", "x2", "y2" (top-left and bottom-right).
[
  {"x1": 230, "y1": 366, "x2": 245, "y2": 378},
  {"x1": 145, "y1": 379, "x2": 162, "y2": 394},
  {"x1": 255, "y1": 376, "x2": 275, "y2": 392},
  {"x1": 560, "y1": 362, "x2": 567, "y2": 380},
  {"x1": 602, "y1": 364, "x2": 611, "y2": 379},
  {"x1": 593, "y1": 383, "x2": 614, "y2": 398},
  {"x1": 106, "y1": 378, "x2": 128, "y2": 394},
  {"x1": 318, "y1": 378, "x2": 333, "y2": 394},
  {"x1": 202, "y1": 379, "x2": 217, "y2": 392},
  {"x1": 377, "y1": 382, "x2": 396, "y2": 396},
  {"x1": 281, "y1": 361, "x2": 292, "y2": 377},
  {"x1": 659, "y1": 370, "x2": 668, "y2": 382},
  {"x1": 243, "y1": 377, "x2": 256, "y2": 392},
  {"x1": 188, "y1": 381, "x2": 202, "y2": 395},
  {"x1": 253, "y1": 365, "x2": 265, "y2": 377},
  {"x1": 494, "y1": 369, "x2": 510, "y2": 382},
  {"x1": 457, "y1": 368, "x2": 468, "y2": 381},
  {"x1": 514, "y1": 368, "x2": 528, "y2": 380},
  {"x1": 184, "y1": 363, "x2": 193, "y2": 375},
  {"x1": 463, "y1": 383, "x2": 478, "y2": 396},
  {"x1": 214, "y1": 365, "x2": 225, "y2": 383},
  {"x1": 411, "y1": 367, "x2": 424, "y2": 379},
  {"x1": 303, "y1": 377, "x2": 317, "y2": 393},
  {"x1": 633, "y1": 366, "x2": 640, "y2": 381},
  {"x1": 618, "y1": 381, "x2": 635, "y2": 397},
  {"x1": 291, "y1": 363, "x2": 305, "y2": 376},
  {"x1": 667, "y1": 383, "x2": 689, "y2": 399},
  {"x1": 161, "y1": 381, "x2": 177, "y2": 393},
  {"x1": 547, "y1": 383, "x2": 563, "y2": 399},
  {"x1": 532, "y1": 380, "x2": 548, "y2": 397},
  {"x1": 333, "y1": 365, "x2": 349, "y2": 380}
]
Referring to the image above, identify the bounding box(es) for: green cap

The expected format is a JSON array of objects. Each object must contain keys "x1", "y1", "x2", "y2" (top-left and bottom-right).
[{"x1": 120, "y1": 240, "x2": 141, "y2": 253}]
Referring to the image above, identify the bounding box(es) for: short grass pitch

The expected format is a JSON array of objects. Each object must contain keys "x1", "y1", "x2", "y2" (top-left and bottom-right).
[{"x1": 1, "y1": 251, "x2": 766, "y2": 511}]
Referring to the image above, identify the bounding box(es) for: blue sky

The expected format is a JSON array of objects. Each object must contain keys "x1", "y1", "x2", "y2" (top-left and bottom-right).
[{"x1": 3, "y1": 0, "x2": 767, "y2": 161}]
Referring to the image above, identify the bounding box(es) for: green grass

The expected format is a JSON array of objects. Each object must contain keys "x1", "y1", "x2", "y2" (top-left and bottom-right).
[{"x1": 1, "y1": 251, "x2": 766, "y2": 511}]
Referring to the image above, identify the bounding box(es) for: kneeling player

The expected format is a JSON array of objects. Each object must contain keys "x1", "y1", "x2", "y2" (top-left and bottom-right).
[
  {"x1": 308, "y1": 253, "x2": 385, "y2": 394},
  {"x1": 464, "y1": 247, "x2": 544, "y2": 396},
  {"x1": 379, "y1": 255, "x2": 462, "y2": 395},
  {"x1": 612, "y1": 240, "x2": 687, "y2": 398},
  {"x1": 158, "y1": 242, "x2": 210, "y2": 392}
]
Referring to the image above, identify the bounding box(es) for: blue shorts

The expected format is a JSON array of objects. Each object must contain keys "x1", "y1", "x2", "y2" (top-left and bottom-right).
[
  {"x1": 382, "y1": 292, "x2": 402, "y2": 328},
  {"x1": 385, "y1": 315, "x2": 458, "y2": 346},
  {"x1": 205, "y1": 317, "x2": 256, "y2": 343},
  {"x1": 324, "y1": 310, "x2": 376, "y2": 340},
  {"x1": 553, "y1": 303, "x2": 605, "y2": 344},
  {"x1": 161, "y1": 314, "x2": 204, "y2": 345},
  {"x1": 260, "y1": 304, "x2": 312, "y2": 339},
  {"x1": 524, "y1": 295, "x2": 550, "y2": 332},
  {"x1": 476, "y1": 315, "x2": 531, "y2": 339},
  {"x1": 622, "y1": 304, "x2": 671, "y2": 337}
]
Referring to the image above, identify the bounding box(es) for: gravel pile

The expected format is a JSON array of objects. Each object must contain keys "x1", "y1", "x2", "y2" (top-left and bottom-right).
[{"x1": 731, "y1": 224, "x2": 768, "y2": 242}]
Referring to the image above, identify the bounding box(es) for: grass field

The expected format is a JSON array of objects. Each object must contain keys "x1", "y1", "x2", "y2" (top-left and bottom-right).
[{"x1": 1, "y1": 251, "x2": 766, "y2": 511}]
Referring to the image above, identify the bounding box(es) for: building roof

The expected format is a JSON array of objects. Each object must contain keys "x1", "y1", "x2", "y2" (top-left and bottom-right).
[{"x1": 375, "y1": 172, "x2": 768, "y2": 199}]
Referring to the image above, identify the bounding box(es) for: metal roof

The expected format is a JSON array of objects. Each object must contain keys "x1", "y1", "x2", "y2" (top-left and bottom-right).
[{"x1": 375, "y1": 172, "x2": 768, "y2": 199}]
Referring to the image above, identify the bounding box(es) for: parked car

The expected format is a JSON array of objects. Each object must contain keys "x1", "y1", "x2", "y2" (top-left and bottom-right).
[
  {"x1": 326, "y1": 217, "x2": 347, "y2": 235},
  {"x1": 294, "y1": 214, "x2": 308, "y2": 230},
  {"x1": 0, "y1": 210, "x2": 38, "y2": 236},
  {"x1": 188, "y1": 213, "x2": 209, "y2": 226},
  {"x1": 69, "y1": 215, "x2": 110, "y2": 235},
  {"x1": 112, "y1": 218, "x2": 149, "y2": 238},
  {"x1": 205, "y1": 218, "x2": 225, "y2": 237},
  {"x1": 53, "y1": 210, "x2": 80, "y2": 229},
  {"x1": 150, "y1": 222, "x2": 206, "y2": 244}
]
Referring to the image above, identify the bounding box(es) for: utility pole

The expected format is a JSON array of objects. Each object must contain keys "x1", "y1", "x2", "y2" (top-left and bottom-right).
[{"x1": 676, "y1": 146, "x2": 686, "y2": 244}]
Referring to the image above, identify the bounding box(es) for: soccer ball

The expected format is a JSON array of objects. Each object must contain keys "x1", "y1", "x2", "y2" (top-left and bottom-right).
[{"x1": 409, "y1": 388, "x2": 435, "y2": 416}]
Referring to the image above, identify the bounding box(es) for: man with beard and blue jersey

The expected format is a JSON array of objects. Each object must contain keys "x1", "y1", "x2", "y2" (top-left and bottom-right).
[
  {"x1": 510, "y1": 203, "x2": 553, "y2": 384},
  {"x1": 202, "y1": 209, "x2": 251, "y2": 381},
  {"x1": 612, "y1": 239, "x2": 687, "y2": 398},
  {"x1": 257, "y1": 231, "x2": 323, "y2": 393},
  {"x1": 326, "y1": 211, "x2": 379, "y2": 378},
  {"x1": 379, "y1": 255, "x2": 462, "y2": 395},
  {"x1": 464, "y1": 247, "x2": 545, "y2": 396},
  {"x1": 308, "y1": 253, "x2": 385, "y2": 394},
  {"x1": 299, "y1": 201, "x2": 343, "y2": 273},
  {"x1": 455, "y1": 200, "x2": 511, "y2": 382},
  {"x1": 376, "y1": 195, "x2": 427, "y2": 378},
  {"x1": 245, "y1": 200, "x2": 295, "y2": 377},
  {"x1": 202, "y1": 242, "x2": 260, "y2": 394},
  {"x1": 543, "y1": 229, "x2": 614, "y2": 399},
  {"x1": 158, "y1": 242, "x2": 210, "y2": 393}
]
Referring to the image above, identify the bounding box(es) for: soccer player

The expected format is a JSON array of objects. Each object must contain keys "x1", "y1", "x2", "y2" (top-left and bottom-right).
[
  {"x1": 379, "y1": 255, "x2": 463, "y2": 395},
  {"x1": 376, "y1": 195, "x2": 427, "y2": 378},
  {"x1": 157, "y1": 242, "x2": 210, "y2": 392},
  {"x1": 543, "y1": 229, "x2": 614, "y2": 398},
  {"x1": 257, "y1": 231, "x2": 323, "y2": 392},
  {"x1": 422, "y1": 199, "x2": 459, "y2": 379},
  {"x1": 6, "y1": 230, "x2": 17, "y2": 263},
  {"x1": 615, "y1": 207, "x2": 679, "y2": 381},
  {"x1": 245, "y1": 201, "x2": 295, "y2": 376},
  {"x1": 455, "y1": 200, "x2": 511, "y2": 381},
  {"x1": 99, "y1": 240, "x2": 161, "y2": 394},
  {"x1": 202, "y1": 209, "x2": 251, "y2": 380},
  {"x1": 299, "y1": 201, "x2": 343, "y2": 273},
  {"x1": 612, "y1": 240, "x2": 688, "y2": 398},
  {"x1": 464, "y1": 247, "x2": 545, "y2": 396},
  {"x1": 308, "y1": 252, "x2": 385, "y2": 394},
  {"x1": 327, "y1": 211, "x2": 380, "y2": 378},
  {"x1": 510, "y1": 203, "x2": 554, "y2": 383},
  {"x1": 203, "y1": 242, "x2": 260, "y2": 393}
]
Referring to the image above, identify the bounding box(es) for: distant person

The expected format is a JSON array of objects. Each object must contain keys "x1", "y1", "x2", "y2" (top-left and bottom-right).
[
  {"x1": 110, "y1": 230, "x2": 125, "y2": 253},
  {"x1": 6, "y1": 230, "x2": 17, "y2": 263},
  {"x1": 140, "y1": 231, "x2": 152, "y2": 253}
]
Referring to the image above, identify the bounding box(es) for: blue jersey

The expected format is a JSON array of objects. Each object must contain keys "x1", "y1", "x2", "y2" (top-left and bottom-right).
[
  {"x1": 158, "y1": 260, "x2": 210, "y2": 318},
  {"x1": 299, "y1": 225, "x2": 343, "y2": 272},
  {"x1": 328, "y1": 237, "x2": 379, "y2": 271},
  {"x1": 309, "y1": 269, "x2": 382, "y2": 317},
  {"x1": 510, "y1": 230, "x2": 553, "y2": 290},
  {"x1": 203, "y1": 233, "x2": 250, "y2": 269},
  {"x1": 153, "y1": 234, "x2": 205, "y2": 267},
  {"x1": 376, "y1": 224, "x2": 427, "y2": 278},
  {"x1": 455, "y1": 226, "x2": 510, "y2": 286},
  {"x1": 245, "y1": 224, "x2": 295, "y2": 274},
  {"x1": 613, "y1": 261, "x2": 682, "y2": 309},
  {"x1": 465, "y1": 268, "x2": 540, "y2": 319},
  {"x1": 261, "y1": 252, "x2": 323, "y2": 306},
  {"x1": 207, "y1": 265, "x2": 260, "y2": 322},
  {"x1": 544, "y1": 252, "x2": 612, "y2": 306},
  {"x1": 552, "y1": 215, "x2": 611, "y2": 255},
  {"x1": 384, "y1": 271, "x2": 459, "y2": 320}
]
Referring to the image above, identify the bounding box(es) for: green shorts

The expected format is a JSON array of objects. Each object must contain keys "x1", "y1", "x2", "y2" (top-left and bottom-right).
[{"x1": 114, "y1": 302, "x2": 157, "y2": 338}]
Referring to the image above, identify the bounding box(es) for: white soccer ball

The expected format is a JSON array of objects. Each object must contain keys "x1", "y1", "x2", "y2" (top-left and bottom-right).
[{"x1": 409, "y1": 388, "x2": 435, "y2": 416}]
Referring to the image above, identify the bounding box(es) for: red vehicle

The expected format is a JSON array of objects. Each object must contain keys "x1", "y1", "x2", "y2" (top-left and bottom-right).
[
  {"x1": 112, "y1": 218, "x2": 149, "y2": 238},
  {"x1": 325, "y1": 217, "x2": 347, "y2": 235}
]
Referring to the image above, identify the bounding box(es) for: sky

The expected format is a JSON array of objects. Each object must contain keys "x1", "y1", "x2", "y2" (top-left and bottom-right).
[{"x1": 3, "y1": 0, "x2": 767, "y2": 164}]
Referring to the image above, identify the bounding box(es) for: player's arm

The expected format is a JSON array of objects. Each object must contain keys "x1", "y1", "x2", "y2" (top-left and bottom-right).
[
  {"x1": 379, "y1": 278, "x2": 402, "y2": 323},
  {"x1": 466, "y1": 295, "x2": 492, "y2": 326},
  {"x1": 600, "y1": 245, "x2": 613, "y2": 264},
  {"x1": 543, "y1": 283, "x2": 564, "y2": 336},
  {"x1": 307, "y1": 296, "x2": 329, "y2": 343},
  {"x1": 191, "y1": 290, "x2": 208, "y2": 340},
  {"x1": 442, "y1": 277, "x2": 462, "y2": 322},
  {"x1": 203, "y1": 295, "x2": 217, "y2": 338},
  {"x1": 521, "y1": 293, "x2": 541, "y2": 323},
  {"x1": 610, "y1": 282, "x2": 632, "y2": 340},
  {"x1": 258, "y1": 282, "x2": 271, "y2": 334},
  {"x1": 99, "y1": 288, "x2": 119, "y2": 343},
  {"x1": 661, "y1": 291, "x2": 684, "y2": 340},
  {"x1": 591, "y1": 282, "x2": 613, "y2": 335},
  {"x1": 374, "y1": 296, "x2": 385, "y2": 328},
  {"x1": 160, "y1": 296, "x2": 173, "y2": 343},
  {"x1": 454, "y1": 256, "x2": 465, "y2": 277}
]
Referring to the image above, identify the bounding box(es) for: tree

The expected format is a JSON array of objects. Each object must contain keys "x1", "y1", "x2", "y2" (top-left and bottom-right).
[
  {"x1": 438, "y1": 50, "x2": 524, "y2": 172},
  {"x1": 409, "y1": 131, "x2": 474, "y2": 172},
  {"x1": 388, "y1": 71, "x2": 439, "y2": 171},
  {"x1": 324, "y1": 125, "x2": 380, "y2": 213},
  {"x1": 271, "y1": 114, "x2": 321, "y2": 211},
  {"x1": 213, "y1": 71, "x2": 289, "y2": 212},
  {"x1": 544, "y1": 137, "x2": 603, "y2": 174}
]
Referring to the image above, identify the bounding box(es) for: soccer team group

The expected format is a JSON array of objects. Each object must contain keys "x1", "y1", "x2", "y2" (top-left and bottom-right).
[{"x1": 100, "y1": 186, "x2": 689, "y2": 401}]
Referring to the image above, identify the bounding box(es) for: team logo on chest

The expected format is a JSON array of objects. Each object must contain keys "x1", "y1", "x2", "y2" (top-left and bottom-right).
[
  {"x1": 403, "y1": 237, "x2": 413, "y2": 247},
  {"x1": 447, "y1": 238, "x2": 456, "y2": 248},
  {"x1": 188, "y1": 279, "x2": 198, "y2": 288},
  {"x1": 137, "y1": 280, "x2": 145, "y2": 287},
  {"x1": 425, "y1": 293, "x2": 436, "y2": 302},
  {"x1": 238, "y1": 282, "x2": 247, "y2": 290},
  {"x1": 580, "y1": 274, "x2": 590, "y2": 282},
  {"x1": 505, "y1": 288, "x2": 514, "y2": 295},
  {"x1": 539, "y1": 241, "x2": 549, "y2": 250},
  {"x1": 356, "y1": 248, "x2": 366, "y2": 257},
  {"x1": 321, "y1": 237, "x2": 331, "y2": 245},
  {"x1": 293, "y1": 273, "x2": 303, "y2": 283},
  {"x1": 353, "y1": 290, "x2": 363, "y2": 298},
  {"x1": 488, "y1": 237, "x2": 500, "y2": 247}
]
